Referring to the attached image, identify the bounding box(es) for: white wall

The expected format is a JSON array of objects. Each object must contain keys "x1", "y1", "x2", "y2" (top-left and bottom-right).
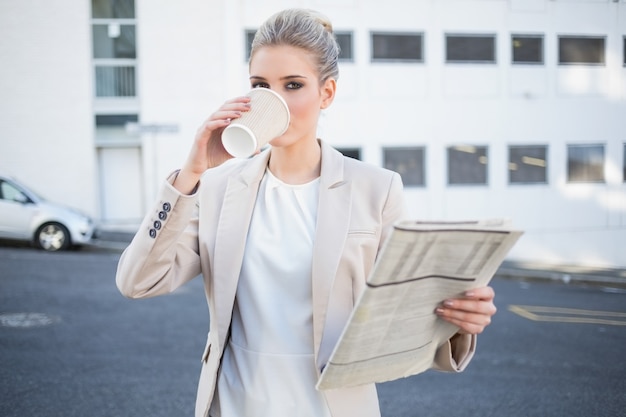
[
  {"x1": 0, "y1": 0, "x2": 97, "y2": 215},
  {"x1": 0, "y1": 0, "x2": 624, "y2": 268}
]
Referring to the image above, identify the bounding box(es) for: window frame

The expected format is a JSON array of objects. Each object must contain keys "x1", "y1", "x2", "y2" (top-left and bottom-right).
[
  {"x1": 508, "y1": 145, "x2": 548, "y2": 185},
  {"x1": 244, "y1": 29, "x2": 256, "y2": 61},
  {"x1": 383, "y1": 146, "x2": 426, "y2": 187},
  {"x1": 335, "y1": 31, "x2": 355, "y2": 62},
  {"x1": 511, "y1": 34, "x2": 544, "y2": 65},
  {"x1": 566, "y1": 144, "x2": 605, "y2": 184},
  {"x1": 91, "y1": 1, "x2": 137, "y2": 99},
  {"x1": 445, "y1": 33, "x2": 497, "y2": 64},
  {"x1": 370, "y1": 31, "x2": 425, "y2": 63},
  {"x1": 447, "y1": 145, "x2": 489, "y2": 186},
  {"x1": 558, "y1": 35, "x2": 606, "y2": 66}
]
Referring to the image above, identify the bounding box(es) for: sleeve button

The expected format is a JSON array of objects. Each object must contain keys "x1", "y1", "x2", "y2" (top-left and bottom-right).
[
  {"x1": 163, "y1": 202, "x2": 171, "y2": 212},
  {"x1": 153, "y1": 220, "x2": 162, "y2": 230},
  {"x1": 149, "y1": 229, "x2": 157, "y2": 238},
  {"x1": 158, "y1": 211, "x2": 167, "y2": 220}
]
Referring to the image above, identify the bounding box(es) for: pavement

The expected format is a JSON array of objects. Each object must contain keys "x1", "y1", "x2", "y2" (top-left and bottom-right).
[{"x1": 88, "y1": 227, "x2": 626, "y2": 289}]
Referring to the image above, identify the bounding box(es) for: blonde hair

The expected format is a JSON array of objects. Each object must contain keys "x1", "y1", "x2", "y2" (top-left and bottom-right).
[{"x1": 250, "y1": 8, "x2": 340, "y2": 82}]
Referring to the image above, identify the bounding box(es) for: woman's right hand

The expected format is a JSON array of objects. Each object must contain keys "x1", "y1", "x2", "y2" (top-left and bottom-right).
[{"x1": 173, "y1": 96, "x2": 251, "y2": 194}]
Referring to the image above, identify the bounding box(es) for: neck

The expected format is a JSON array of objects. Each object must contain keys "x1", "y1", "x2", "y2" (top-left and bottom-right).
[{"x1": 268, "y1": 138, "x2": 321, "y2": 185}]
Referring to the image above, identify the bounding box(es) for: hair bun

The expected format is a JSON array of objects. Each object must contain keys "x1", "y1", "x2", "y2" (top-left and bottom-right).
[{"x1": 309, "y1": 10, "x2": 334, "y2": 34}]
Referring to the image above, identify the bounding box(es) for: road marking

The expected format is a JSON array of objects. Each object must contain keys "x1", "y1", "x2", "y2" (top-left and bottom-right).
[{"x1": 508, "y1": 305, "x2": 626, "y2": 326}]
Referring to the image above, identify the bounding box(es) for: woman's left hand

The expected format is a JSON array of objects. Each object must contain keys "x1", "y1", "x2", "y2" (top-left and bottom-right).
[{"x1": 435, "y1": 286, "x2": 497, "y2": 335}]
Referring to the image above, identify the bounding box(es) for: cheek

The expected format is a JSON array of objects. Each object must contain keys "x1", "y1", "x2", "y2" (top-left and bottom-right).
[{"x1": 286, "y1": 96, "x2": 319, "y2": 123}]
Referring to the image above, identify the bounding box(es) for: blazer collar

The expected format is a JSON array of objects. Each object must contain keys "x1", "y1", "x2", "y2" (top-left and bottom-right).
[
  {"x1": 212, "y1": 140, "x2": 352, "y2": 360},
  {"x1": 212, "y1": 150, "x2": 270, "y2": 348},
  {"x1": 312, "y1": 141, "x2": 352, "y2": 365}
]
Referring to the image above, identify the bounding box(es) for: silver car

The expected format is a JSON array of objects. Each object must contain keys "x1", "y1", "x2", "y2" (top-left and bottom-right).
[{"x1": 0, "y1": 175, "x2": 96, "y2": 251}]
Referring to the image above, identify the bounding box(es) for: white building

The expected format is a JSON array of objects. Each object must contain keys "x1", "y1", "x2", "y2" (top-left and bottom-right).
[{"x1": 1, "y1": 0, "x2": 625, "y2": 268}]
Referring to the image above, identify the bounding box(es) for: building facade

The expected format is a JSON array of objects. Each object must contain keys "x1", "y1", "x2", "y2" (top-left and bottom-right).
[{"x1": 1, "y1": 0, "x2": 625, "y2": 267}]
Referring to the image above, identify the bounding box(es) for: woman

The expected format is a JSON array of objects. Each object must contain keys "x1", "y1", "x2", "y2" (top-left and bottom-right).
[{"x1": 116, "y1": 8, "x2": 496, "y2": 417}]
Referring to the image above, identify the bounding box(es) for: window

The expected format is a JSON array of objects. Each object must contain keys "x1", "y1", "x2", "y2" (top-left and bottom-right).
[
  {"x1": 92, "y1": 0, "x2": 137, "y2": 98},
  {"x1": 623, "y1": 37, "x2": 626, "y2": 66},
  {"x1": 446, "y1": 34, "x2": 496, "y2": 64},
  {"x1": 245, "y1": 29, "x2": 256, "y2": 60},
  {"x1": 512, "y1": 35, "x2": 543, "y2": 64},
  {"x1": 0, "y1": 181, "x2": 24, "y2": 202},
  {"x1": 95, "y1": 114, "x2": 138, "y2": 127},
  {"x1": 509, "y1": 145, "x2": 547, "y2": 184},
  {"x1": 558, "y1": 36, "x2": 605, "y2": 65},
  {"x1": 567, "y1": 144, "x2": 605, "y2": 183},
  {"x1": 447, "y1": 145, "x2": 488, "y2": 185},
  {"x1": 92, "y1": 24, "x2": 136, "y2": 59},
  {"x1": 92, "y1": 0, "x2": 134, "y2": 18},
  {"x1": 336, "y1": 147, "x2": 361, "y2": 160},
  {"x1": 95, "y1": 66, "x2": 136, "y2": 96},
  {"x1": 371, "y1": 32, "x2": 423, "y2": 62},
  {"x1": 383, "y1": 147, "x2": 425, "y2": 187},
  {"x1": 335, "y1": 32, "x2": 354, "y2": 62}
]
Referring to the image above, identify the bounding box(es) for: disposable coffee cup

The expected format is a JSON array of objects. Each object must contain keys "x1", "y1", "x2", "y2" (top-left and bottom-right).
[{"x1": 221, "y1": 88, "x2": 290, "y2": 158}]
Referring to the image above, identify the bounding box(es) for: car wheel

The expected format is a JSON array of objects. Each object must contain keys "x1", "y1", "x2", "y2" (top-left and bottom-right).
[{"x1": 35, "y1": 223, "x2": 71, "y2": 251}]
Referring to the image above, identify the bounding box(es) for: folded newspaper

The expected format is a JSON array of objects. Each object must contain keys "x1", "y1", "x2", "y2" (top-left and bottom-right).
[{"x1": 316, "y1": 218, "x2": 523, "y2": 390}]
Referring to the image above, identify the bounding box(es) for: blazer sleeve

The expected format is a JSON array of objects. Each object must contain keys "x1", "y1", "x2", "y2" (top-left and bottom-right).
[
  {"x1": 116, "y1": 171, "x2": 202, "y2": 299},
  {"x1": 382, "y1": 171, "x2": 477, "y2": 373}
]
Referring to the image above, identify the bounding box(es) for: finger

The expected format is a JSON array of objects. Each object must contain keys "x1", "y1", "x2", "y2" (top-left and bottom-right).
[
  {"x1": 463, "y1": 286, "x2": 495, "y2": 301},
  {"x1": 440, "y1": 296, "x2": 497, "y2": 316},
  {"x1": 435, "y1": 308, "x2": 493, "y2": 334}
]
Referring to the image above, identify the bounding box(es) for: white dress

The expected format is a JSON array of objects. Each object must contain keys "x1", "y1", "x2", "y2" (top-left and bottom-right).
[{"x1": 210, "y1": 169, "x2": 332, "y2": 417}]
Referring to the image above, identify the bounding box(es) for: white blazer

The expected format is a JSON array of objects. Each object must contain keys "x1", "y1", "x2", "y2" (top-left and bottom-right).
[{"x1": 116, "y1": 140, "x2": 475, "y2": 417}]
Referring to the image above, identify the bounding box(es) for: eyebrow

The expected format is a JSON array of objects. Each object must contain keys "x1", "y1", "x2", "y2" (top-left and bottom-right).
[{"x1": 249, "y1": 75, "x2": 308, "y2": 81}]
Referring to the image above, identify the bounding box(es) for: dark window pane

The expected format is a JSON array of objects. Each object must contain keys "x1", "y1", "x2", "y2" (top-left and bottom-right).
[
  {"x1": 336, "y1": 147, "x2": 361, "y2": 160},
  {"x1": 95, "y1": 114, "x2": 138, "y2": 126},
  {"x1": 93, "y1": 24, "x2": 136, "y2": 59},
  {"x1": 446, "y1": 35, "x2": 496, "y2": 63},
  {"x1": 95, "y1": 66, "x2": 136, "y2": 97},
  {"x1": 509, "y1": 145, "x2": 547, "y2": 184},
  {"x1": 336, "y1": 32, "x2": 353, "y2": 61},
  {"x1": 512, "y1": 35, "x2": 543, "y2": 64},
  {"x1": 383, "y1": 147, "x2": 425, "y2": 187},
  {"x1": 559, "y1": 36, "x2": 605, "y2": 65},
  {"x1": 371, "y1": 33, "x2": 423, "y2": 62},
  {"x1": 567, "y1": 144, "x2": 605, "y2": 183},
  {"x1": 447, "y1": 145, "x2": 488, "y2": 185},
  {"x1": 245, "y1": 29, "x2": 256, "y2": 60},
  {"x1": 92, "y1": 0, "x2": 135, "y2": 19},
  {"x1": 623, "y1": 144, "x2": 626, "y2": 182}
]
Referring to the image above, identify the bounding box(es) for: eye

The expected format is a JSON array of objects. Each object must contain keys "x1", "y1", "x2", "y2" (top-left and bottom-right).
[
  {"x1": 286, "y1": 82, "x2": 303, "y2": 90},
  {"x1": 251, "y1": 82, "x2": 270, "y2": 89}
]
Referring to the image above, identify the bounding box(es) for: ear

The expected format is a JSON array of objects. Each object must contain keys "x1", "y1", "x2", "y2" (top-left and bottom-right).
[{"x1": 320, "y1": 78, "x2": 337, "y2": 110}]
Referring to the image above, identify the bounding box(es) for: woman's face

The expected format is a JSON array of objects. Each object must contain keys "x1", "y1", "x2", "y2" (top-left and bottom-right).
[{"x1": 249, "y1": 45, "x2": 335, "y2": 148}]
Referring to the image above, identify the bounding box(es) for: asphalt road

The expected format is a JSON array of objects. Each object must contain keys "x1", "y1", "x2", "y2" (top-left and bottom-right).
[{"x1": 1, "y1": 245, "x2": 625, "y2": 417}]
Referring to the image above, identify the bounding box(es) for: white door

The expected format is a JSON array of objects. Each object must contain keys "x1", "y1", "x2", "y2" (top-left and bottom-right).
[{"x1": 98, "y1": 147, "x2": 144, "y2": 223}]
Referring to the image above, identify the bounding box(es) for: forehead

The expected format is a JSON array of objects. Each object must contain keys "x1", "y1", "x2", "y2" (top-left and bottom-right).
[{"x1": 249, "y1": 45, "x2": 318, "y2": 78}]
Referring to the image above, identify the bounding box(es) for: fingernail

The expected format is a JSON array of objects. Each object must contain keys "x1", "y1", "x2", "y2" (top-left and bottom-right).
[
  {"x1": 465, "y1": 291, "x2": 475, "y2": 298},
  {"x1": 443, "y1": 300, "x2": 454, "y2": 307},
  {"x1": 435, "y1": 308, "x2": 444, "y2": 315}
]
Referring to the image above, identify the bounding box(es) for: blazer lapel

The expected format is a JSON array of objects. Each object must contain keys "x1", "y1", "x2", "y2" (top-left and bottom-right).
[
  {"x1": 213, "y1": 152, "x2": 270, "y2": 349},
  {"x1": 312, "y1": 141, "x2": 352, "y2": 364}
]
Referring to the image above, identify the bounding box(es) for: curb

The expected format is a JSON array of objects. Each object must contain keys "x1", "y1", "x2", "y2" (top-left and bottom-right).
[{"x1": 85, "y1": 232, "x2": 626, "y2": 289}]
